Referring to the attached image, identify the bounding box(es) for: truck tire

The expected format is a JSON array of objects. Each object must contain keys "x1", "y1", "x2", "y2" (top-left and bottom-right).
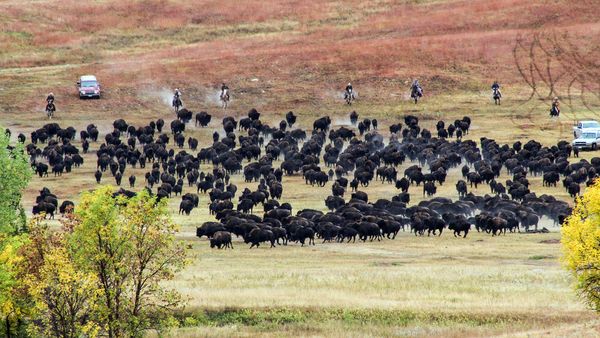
[{"x1": 593, "y1": 144, "x2": 597, "y2": 150}]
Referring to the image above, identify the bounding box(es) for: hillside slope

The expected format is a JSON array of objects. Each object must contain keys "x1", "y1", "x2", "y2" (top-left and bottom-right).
[{"x1": 1, "y1": 0, "x2": 599, "y2": 117}]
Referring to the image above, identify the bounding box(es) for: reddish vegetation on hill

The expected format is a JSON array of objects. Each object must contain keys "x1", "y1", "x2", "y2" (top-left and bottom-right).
[{"x1": 0, "y1": 0, "x2": 599, "y2": 113}]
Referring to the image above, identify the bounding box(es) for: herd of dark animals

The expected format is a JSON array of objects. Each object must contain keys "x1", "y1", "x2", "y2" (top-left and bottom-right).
[{"x1": 8, "y1": 105, "x2": 594, "y2": 249}]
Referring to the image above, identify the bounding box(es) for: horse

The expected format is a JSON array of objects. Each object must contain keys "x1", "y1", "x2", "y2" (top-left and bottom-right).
[
  {"x1": 172, "y1": 96, "x2": 182, "y2": 112},
  {"x1": 493, "y1": 88, "x2": 502, "y2": 105},
  {"x1": 410, "y1": 86, "x2": 423, "y2": 104},
  {"x1": 220, "y1": 89, "x2": 230, "y2": 109},
  {"x1": 344, "y1": 90, "x2": 355, "y2": 105},
  {"x1": 45, "y1": 103, "x2": 56, "y2": 119}
]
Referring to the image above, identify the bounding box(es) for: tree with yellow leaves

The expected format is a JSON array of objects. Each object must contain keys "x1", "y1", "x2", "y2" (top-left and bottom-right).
[
  {"x1": 562, "y1": 180, "x2": 600, "y2": 311},
  {"x1": 23, "y1": 218, "x2": 102, "y2": 338},
  {"x1": 17, "y1": 187, "x2": 188, "y2": 338},
  {"x1": 0, "y1": 233, "x2": 29, "y2": 337},
  {"x1": 69, "y1": 186, "x2": 188, "y2": 338}
]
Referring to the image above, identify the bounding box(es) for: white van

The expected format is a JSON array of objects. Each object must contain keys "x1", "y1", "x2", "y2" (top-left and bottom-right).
[{"x1": 77, "y1": 75, "x2": 101, "y2": 99}]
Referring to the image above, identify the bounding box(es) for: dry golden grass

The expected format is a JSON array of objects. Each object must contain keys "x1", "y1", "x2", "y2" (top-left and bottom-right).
[
  {"x1": 175, "y1": 231, "x2": 574, "y2": 312},
  {"x1": 4, "y1": 87, "x2": 598, "y2": 336},
  {"x1": 9, "y1": 93, "x2": 597, "y2": 336}
]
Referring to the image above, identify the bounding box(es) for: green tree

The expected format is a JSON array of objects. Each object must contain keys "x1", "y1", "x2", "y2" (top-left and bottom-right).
[
  {"x1": 0, "y1": 129, "x2": 32, "y2": 337},
  {"x1": 562, "y1": 180, "x2": 600, "y2": 311},
  {"x1": 0, "y1": 130, "x2": 32, "y2": 235},
  {"x1": 69, "y1": 186, "x2": 188, "y2": 338}
]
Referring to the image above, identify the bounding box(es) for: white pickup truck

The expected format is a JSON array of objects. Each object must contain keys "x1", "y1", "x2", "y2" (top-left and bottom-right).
[
  {"x1": 572, "y1": 129, "x2": 600, "y2": 150},
  {"x1": 573, "y1": 120, "x2": 600, "y2": 138}
]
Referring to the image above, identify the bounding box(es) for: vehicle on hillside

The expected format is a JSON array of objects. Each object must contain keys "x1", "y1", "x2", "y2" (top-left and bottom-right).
[
  {"x1": 77, "y1": 75, "x2": 101, "y2": 99},
  {"x1": 572, "y1": 129, "x2": 600, "y2": 150},
  {"x1": 573, "y1": 120, "x2": 600, "y2": 138}
]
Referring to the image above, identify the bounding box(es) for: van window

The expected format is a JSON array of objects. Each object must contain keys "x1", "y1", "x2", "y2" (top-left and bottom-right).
[{"x1": 81, "y1": 81, "x2": 97, "y2": 87}]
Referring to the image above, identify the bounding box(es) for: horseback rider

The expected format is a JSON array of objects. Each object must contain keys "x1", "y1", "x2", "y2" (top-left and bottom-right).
[
  {"x1": 411, "y1": 79, "x2": 422, "y2": 95},
  {"x1": 550, "y1": 97, "x2": 560, "y2": 116},
  {"x1": 345, "y1": 82, "x2": 353, "y2": 98},
  {"x1": 172, "y1": 88, "x2": 183, "y2": 111},
  {"x1": 220, "y1": 83, "x2": 229, "y2": 99},
  {"x1": 492, "y1": 81, "x2": 501, "y2": 96},
  {"x1": 45, "y1": 93, "x2": 56, "y2": 118}
]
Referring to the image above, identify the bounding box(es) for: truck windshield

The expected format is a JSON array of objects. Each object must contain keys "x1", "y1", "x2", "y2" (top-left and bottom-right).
[
  {"x1": 581, "y1": 122, "x2": 600, "y2": 128},
  {"x1": 81, "y1": 81, "x2": 97, "y2": 87},
  {"x1": 581, "y1": 132, "x2": 597, "y2": 139}
]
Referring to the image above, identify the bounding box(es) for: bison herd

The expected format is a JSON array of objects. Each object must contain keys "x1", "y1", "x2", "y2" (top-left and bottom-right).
[{"x1": 9, "y1": 104, "x2": 596, "y2": 250}]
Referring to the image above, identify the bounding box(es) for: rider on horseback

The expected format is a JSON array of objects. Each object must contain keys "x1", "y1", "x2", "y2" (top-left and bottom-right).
[
  {"x1": 492, "y1": 81, "x2": 502, "y2": 95},
  {"x1": 172, "y1": 88, "x2": 183, "y2": 111},
  {"x1": 220, "y1": 83, "x2": 229, "y2": 99},
  {"x1": 492, "y1": 81, "x2": 502, "y2": 98},
  {"x1": 45, "y1": 93, "x2": 56, "y2": 118},
  {"x1": 550, "y1": 97, "x2": 560, "y2": 116},
  {"x1": 411, "y1": 79, "x2": 422, "y2": 95}
]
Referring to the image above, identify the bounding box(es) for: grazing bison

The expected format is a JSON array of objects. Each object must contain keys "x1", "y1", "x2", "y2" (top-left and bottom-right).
[
  {"x1": 313, "y1": 116, "x2": 331, "y2": 132},
  {"x1": 354, "y1": 222, "x2": 381, "y2": 242},
  {"x1": 129, "y1": 175, "x2": 136, "y2": 187},
  {"x1": 567, "y1": 183, "x2": 580, "y2": 198},
  {"x1": 33, "y1": 202, "x2": 56, "y2": 219},
  {"x1": 423, "y1": 182, "x2": 437, "y2": 197},
  {"x1": 179, "y1": 199, "x2": 194, "y2": 215},
  {"x1": 289, "y1": 227, "x2": 315, "y2": 246},
  {"x1": 337, "y1": 227, "x2": 358, "y2": 243},
  {"x1": 245, "y1": 228, "x2": 275, "y2": 248},
  {"x1": 195, "y1": 111, "x2": 212, "y2": 127},
  {"x1": 210, "y1": 231, "x2": 233, "y2": 249},
  {"x1": 196, "y1": 222, "x2": 226, "y2": 238},
  {"x1": 94, "y1": 170, "x2": 102, "y2": 183},
  {"x1": 447, "y1": 216, "x2": 470, "y2": 238},
  {"x1": 177, "y1": 108, "x2": 193, "y2": 123},
  {"x1": 59, "y1": 200, "x2": 74, "y2": 215},
  {"x1": 285, "y1": 111, "x2": 297, "y2": 127},
  {"x1": 456, "y1": 180, "x2": 467, "y2": 197}
]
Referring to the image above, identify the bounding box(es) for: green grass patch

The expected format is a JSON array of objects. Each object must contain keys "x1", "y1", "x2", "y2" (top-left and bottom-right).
[
  {"x1": 528, "y1": 255, "x2": 555, "y2": 260},
  {"x1": 177, "y1": 307, "x2": 573, "y2": 330},
  {"x1": 4, "y1": 30, "x2": 33, "y2": 41}
]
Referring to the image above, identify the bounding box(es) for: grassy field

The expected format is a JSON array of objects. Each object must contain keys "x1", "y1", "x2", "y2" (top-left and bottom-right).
[{"x1": 1, "y1": 0, "x2": 600, "y2": 336}]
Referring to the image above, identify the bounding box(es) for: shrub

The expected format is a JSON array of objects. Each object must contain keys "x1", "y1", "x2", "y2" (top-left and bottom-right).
[{"x1": 562, "y1": 180, "x2": 600, "y2": 311}]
